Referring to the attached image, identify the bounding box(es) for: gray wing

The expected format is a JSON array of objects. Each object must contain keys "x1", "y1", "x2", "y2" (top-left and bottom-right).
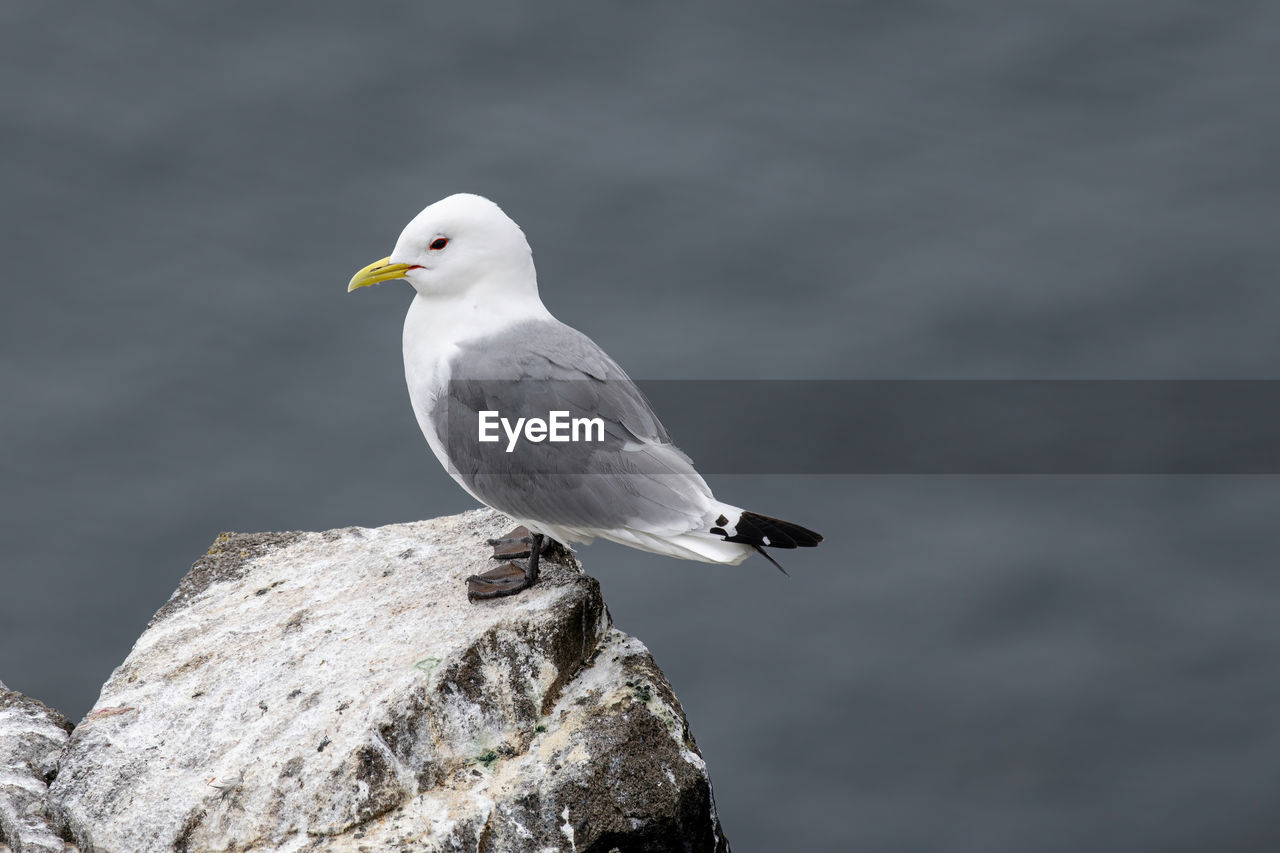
[{"x1": 429, "y1": 319, "x2": 712, "y2": 533}]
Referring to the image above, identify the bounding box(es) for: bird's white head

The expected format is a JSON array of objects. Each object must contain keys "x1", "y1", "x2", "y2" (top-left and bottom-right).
[{"x1": 348, "y1": 193, "x2": 536, "y2": 299}]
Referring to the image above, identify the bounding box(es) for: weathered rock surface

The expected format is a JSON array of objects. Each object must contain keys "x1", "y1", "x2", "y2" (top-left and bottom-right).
[
  {"x1": 41, "y1": 508, "x2": 728, "y2": 852},
  {"x1": 0, "y1": 681, "x2": 77, "y2": 853}
]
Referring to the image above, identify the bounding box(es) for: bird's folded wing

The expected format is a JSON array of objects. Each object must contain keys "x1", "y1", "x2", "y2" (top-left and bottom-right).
[{"x1": 428, "y1": 319, "x2": 712, "y2": 534}]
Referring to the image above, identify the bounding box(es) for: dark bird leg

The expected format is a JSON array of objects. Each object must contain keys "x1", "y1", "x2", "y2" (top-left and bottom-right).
[
  {"x1": 526, "y1": 533, "x2": 543, "y2": 583},
  {"x1": 467, "y1": 528, "x2": 545, "y2": 601}
]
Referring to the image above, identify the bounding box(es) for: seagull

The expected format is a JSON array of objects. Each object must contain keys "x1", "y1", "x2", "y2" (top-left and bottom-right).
[{"x1": 348, "y1": 194, "x2": 821, "y2": 600}]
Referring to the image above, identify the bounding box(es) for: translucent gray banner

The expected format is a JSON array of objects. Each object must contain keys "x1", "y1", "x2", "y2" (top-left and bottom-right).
[{"x1": 443, "y1": 380, "x2": 1280, "y2": 474}]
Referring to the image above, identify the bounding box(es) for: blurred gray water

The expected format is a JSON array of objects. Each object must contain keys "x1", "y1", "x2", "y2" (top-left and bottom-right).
[{"x1": 3, "y1": 2, "x2": 1279, "y2": 850}]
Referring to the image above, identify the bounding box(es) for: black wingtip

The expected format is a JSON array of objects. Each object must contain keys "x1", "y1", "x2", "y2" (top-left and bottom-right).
[
  {"x1": 754, "y1": 545, "x2": 791, "y2": 576},
  {"x1": 724, "y1": 510, "x2": 823, "y2": 550}
]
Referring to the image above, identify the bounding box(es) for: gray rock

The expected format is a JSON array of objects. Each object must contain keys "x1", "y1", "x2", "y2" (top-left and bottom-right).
[
  {"x1": 47, "y1": 508, "x2": 729, "y2": 852},
  {"x1": 0, "y1": 683, "x2": 77, "y2": 853}
]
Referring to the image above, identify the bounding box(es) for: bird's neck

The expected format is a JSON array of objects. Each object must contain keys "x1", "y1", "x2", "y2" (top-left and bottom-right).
[{"x1": 402, "y1": 283, "x2": 553, "y2": 368}]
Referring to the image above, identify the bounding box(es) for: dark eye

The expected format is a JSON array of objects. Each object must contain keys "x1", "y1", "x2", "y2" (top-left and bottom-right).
[{"x1": 429, "y1": 237, "x2": 449, "y2": 250}]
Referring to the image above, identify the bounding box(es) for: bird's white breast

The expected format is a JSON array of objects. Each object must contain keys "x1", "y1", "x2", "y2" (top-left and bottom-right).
[{"x1": 401, "y1": 288, "x2": 554, "y2": 494}]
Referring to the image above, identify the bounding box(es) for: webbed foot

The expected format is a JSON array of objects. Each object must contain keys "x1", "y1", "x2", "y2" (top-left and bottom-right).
[{"x1": 468, "y1": 530, "x2": 545, "y2": 601}]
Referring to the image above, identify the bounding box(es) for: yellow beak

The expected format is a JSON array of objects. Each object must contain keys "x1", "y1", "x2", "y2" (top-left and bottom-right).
[{"x1": 347, "y1": 257, "x2": 415, "y2": 292}]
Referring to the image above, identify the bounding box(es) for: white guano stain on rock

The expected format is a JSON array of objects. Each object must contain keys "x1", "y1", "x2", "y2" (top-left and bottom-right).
[
  {"x1": 560, "y1": 803, "x2": 577, "y2": 852},
  {"x1": 41, "y1": 508, "x2": 729, "y2": 852}
]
